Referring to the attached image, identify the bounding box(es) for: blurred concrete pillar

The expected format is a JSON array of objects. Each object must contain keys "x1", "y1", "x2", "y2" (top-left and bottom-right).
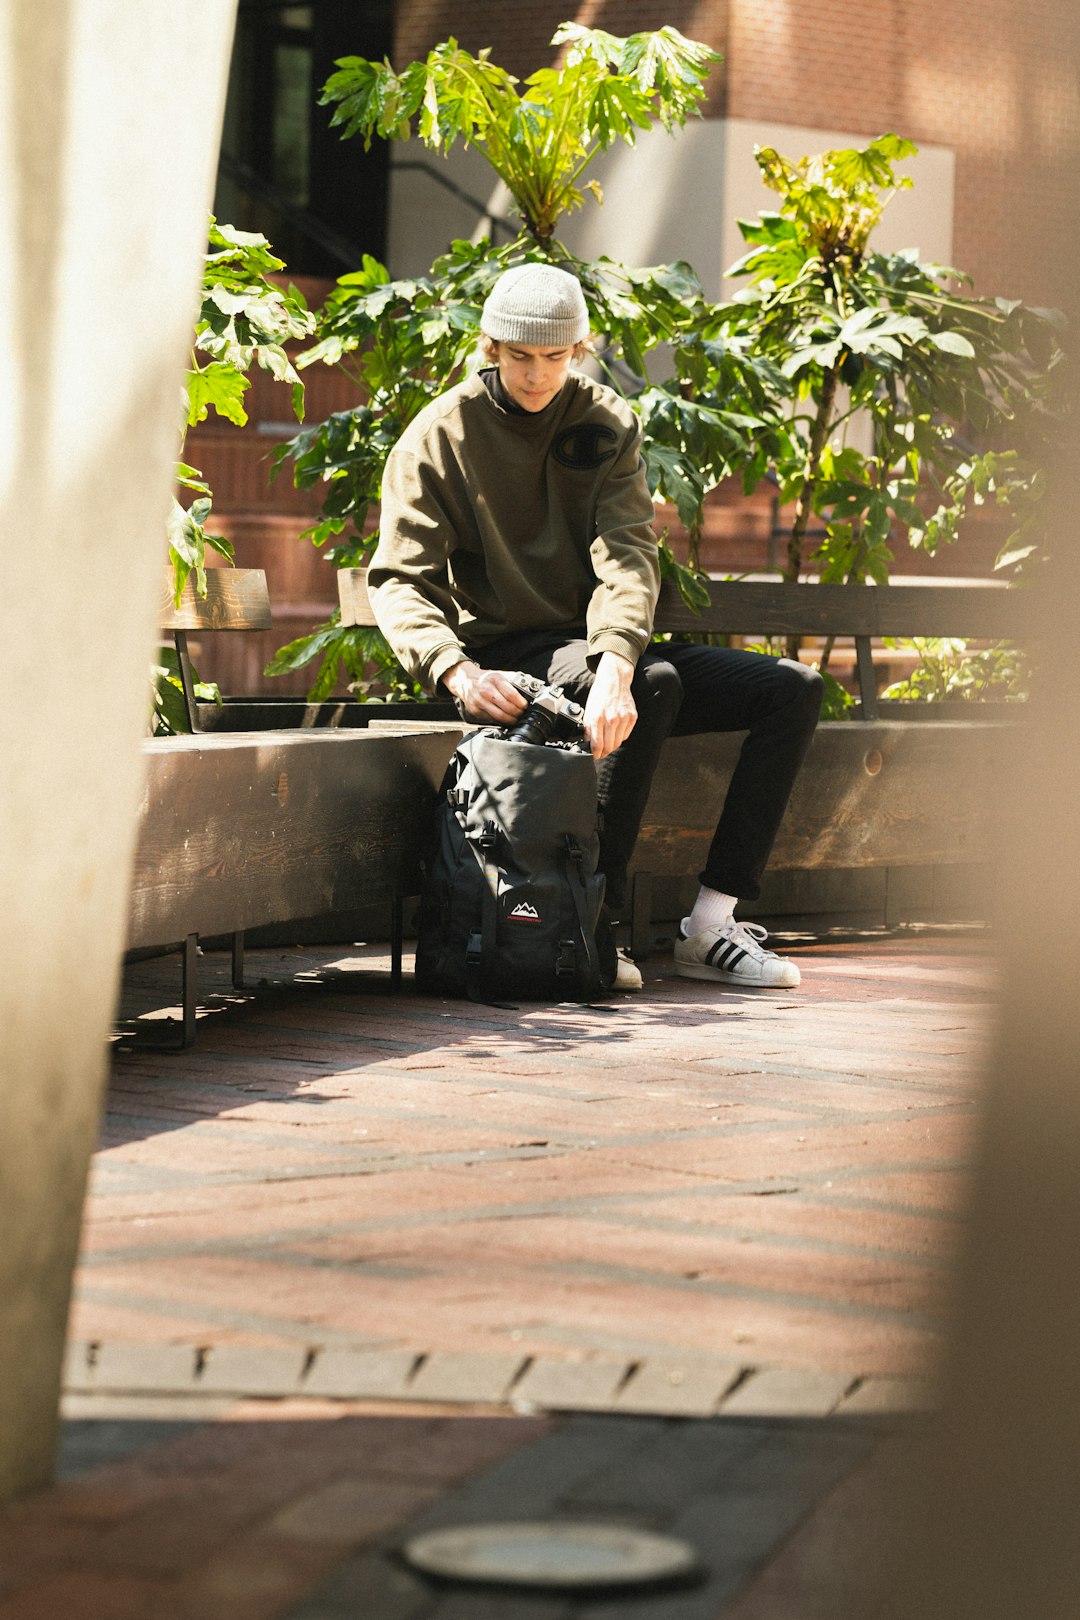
[
  {"x1": 0, "y1": 0, "x2": 237, "y2": 1498},
  {"x1": 882, "y1": 4, "x2": 1080, "y2": 1613}
]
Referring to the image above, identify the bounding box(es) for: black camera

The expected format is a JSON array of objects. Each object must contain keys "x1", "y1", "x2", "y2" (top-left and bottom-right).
[{"x1": 504, "y1": 672, "x2": 587, "y2": 749}]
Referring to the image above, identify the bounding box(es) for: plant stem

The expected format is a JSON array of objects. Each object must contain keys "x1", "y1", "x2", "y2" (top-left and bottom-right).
[
  {"x1": 818, "y1": 539, "x2": 866, "y2": 674},
  {"x1": 786, "y1": 366, "x2": 838, "y2": 585},
  {"x1": 818, "y1": 406, "x2": 892, "y2": 677},
  {"x1": 783, "y1": 364, "x2": 839, "y2": 656},
  {"x1": 688, "y1": 517, "x2": 702, "y2": 574}
]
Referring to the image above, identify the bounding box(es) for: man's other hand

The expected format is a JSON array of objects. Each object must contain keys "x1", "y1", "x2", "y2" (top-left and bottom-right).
[
  {"x1": 443, "y1": 661, "x2": 529, "y2": 724},
  {"x1": 583, "y1": 651, "x2": 637, "y2": 760}
]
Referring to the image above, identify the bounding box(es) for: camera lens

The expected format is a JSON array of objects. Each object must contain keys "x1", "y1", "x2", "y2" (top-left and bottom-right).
[{"x1": 506, "y1": 703, "x2": 557, "y2": 746}]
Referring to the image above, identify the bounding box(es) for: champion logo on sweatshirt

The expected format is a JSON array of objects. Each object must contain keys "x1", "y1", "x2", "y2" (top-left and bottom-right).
[
  {"x1": 509, "y1": 901, "x2": 542, "y2": 923},
  {"x1": 552, "y1": 423, "x2": 618, "y2": 471}
]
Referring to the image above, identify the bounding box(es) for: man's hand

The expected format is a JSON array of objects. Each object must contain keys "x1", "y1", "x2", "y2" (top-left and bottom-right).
[
  {"x1": 583, "y1": 651, "x2": 637, "y2": 760},
  {"x1": 442, "y1": 661, "x2": 528, "y2": 724}
]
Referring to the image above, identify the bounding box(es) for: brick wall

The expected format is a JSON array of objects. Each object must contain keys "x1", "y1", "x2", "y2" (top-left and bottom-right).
[
  {"x1": 394, "y1": 1, "x2": 729, "y2": 107},
  {"x1": 392, "y1": 0, "x2": 1079, "y2": 305},
  {"x1": 726, "y1": 0, "x2": 1078, "y2": 306}
]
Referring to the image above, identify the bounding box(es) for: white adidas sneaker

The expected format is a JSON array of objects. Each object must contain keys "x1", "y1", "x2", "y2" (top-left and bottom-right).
[{"x1": 674, "y1": 917, "x2": 800, "y2": 988}]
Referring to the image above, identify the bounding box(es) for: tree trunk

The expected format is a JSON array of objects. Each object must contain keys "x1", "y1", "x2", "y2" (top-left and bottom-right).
[{"x1": 688, "y1": 516, "x2": 702, "y2": 574}]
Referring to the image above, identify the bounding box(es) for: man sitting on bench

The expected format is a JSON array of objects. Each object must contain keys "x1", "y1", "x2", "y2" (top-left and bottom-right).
[{"x1": 368, "y1": 264, "x2": 823, "y2": 989}]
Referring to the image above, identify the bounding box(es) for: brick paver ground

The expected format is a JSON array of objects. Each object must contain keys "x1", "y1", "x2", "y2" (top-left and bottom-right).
[{"x1": 1, "y1": 931, "x2": 991, "y2": 1616}]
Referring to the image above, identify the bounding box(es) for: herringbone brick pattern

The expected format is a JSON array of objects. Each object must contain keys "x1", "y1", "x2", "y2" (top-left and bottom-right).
[
  {"x1": 85, "y1": 935, "x2": 989, "y2": 1388},
  {"x1": 0, "y1": 934, "x2": 988, "y2": 1618}
]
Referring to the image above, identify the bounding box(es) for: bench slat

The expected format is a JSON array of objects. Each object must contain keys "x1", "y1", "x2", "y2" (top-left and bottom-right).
[
  {"x1": 652, "y1": 579, "x2": 1038, "y2": 640},
  {"x1": 161, "y1": 568, "x2": 273, "y2": 632}
]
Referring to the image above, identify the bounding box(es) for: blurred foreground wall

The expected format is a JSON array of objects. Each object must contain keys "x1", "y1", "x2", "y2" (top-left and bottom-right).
[
  {"x1": 0, "y1": 0, "x2": 238, "y2": 1499},
  {"x1": 882, "y1": 2, "x2": 1080, "y2": 1613}
]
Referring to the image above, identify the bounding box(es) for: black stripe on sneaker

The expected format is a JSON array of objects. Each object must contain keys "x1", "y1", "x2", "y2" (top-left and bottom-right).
[
  {"x1": 705, "y1": 938, "x2": 737, "y2": 967},
  {"x1": 718, "y1": 943, "x2": 747, "y2": 971}
]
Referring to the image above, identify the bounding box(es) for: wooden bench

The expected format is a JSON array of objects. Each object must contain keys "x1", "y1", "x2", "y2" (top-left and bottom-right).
[
  {"x1": 338, "y1": 566, "x2": 1035, "y2": 950},
  {"x1": 125, "y1": 570, "x2": 462, "y2": 1045}
]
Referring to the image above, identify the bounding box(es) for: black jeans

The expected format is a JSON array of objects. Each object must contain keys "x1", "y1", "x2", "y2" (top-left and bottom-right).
[{"x1": 466, "y1": 631, "x2": 824, "y2": 915}]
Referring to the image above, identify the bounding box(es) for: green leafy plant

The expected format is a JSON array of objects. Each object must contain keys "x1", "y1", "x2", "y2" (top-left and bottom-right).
[
  {"x1": 656, "y1": 533, "x2": 711, "y2": 613},
  {"x1": 150, "y1": 646, "x2": 222, "y2": 737},
  {"x1": 262, "y1": 248, "x2": 490, "y2": 694},
  {"x1": 275, "y1": 42, "x2": 1060, "y2": 706},
  {"x1": 322, "y1": 24, "x2": 719, "y2": 242},
  {"x1": 717, "y1": 134, "x2": 1064, "y2": 660},
  {"x1": 166, "y1": 463, "x2": 230, "y2": 607},
  {"x1": 273, "y1": 248, "x2": 486, "y2": 560},
  {"x1": 154, "y1": 221, "x2": 317, "y2": 732},
  {"x1": 169, "y1": 220, "x2": 316, "y2": 606},
  {"x1": 265, "y1": 618, "x2": 428, "y2": 704},
  {"x1": 270, "y1": 25, "x2": 796, "y2": 693},
  {"x1": 880, "y1": 638, "x2": 1028, "y2": 703},
  {"x1": 635, "y1": 324, "x2": 784, "y2": 566}
]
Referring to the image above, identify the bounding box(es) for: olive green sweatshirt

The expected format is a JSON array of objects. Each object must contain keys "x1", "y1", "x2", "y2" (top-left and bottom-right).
[{"x1": 368, "y1": 369, "x2": 660, "y2": 691}]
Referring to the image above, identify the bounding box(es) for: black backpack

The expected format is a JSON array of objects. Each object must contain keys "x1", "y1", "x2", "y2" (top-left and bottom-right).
[{"x1": 415, "y1": 730, "x2": 610, "y2": 1001}]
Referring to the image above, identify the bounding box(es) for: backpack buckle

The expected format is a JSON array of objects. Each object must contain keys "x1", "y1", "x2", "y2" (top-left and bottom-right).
[
  {"x1": 555, "y1": 938, "x2": 576, "y2": 978},
  {"x1": 479, "y1": 819, "x2": 498, "y2": 852},
  {"x1": 466, "y1": 931, "x2": 483, "y2": 966}
]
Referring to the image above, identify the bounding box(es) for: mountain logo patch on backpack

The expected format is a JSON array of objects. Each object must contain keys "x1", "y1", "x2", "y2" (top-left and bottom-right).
[{"x1": 509, "y1": 901, "x2": 542, "y2": 923}]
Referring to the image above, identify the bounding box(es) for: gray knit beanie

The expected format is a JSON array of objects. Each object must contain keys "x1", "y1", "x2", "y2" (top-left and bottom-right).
[{"x1": 480, "y1": 263, "x2": 590, "y2": 347}]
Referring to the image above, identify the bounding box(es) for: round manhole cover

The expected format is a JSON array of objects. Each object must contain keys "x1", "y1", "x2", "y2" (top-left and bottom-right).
[{"x1": 402, "y1": 1521, "x2": 700, "y2": 1589}]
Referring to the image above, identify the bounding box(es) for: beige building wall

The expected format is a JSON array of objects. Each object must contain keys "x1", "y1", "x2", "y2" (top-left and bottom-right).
[{"x1": 387, "y1": 118, "x2": 954, "y2": 299}]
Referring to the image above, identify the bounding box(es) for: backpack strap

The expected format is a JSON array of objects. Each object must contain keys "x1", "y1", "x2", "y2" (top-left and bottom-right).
[
  {"x1": 561, "y1": 835, "x2": 603, "y2": 996},
  {"x1": 465, "y1": 819, "x2": 500, "y2": 1004}
]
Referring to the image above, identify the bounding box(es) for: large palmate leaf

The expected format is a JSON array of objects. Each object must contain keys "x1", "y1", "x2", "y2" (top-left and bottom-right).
[{"x1": 321, "y1": 25, "x2": 720, "y2": 241}]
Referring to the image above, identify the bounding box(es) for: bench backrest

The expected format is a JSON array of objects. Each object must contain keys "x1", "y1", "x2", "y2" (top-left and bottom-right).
[
  {"x1": 162, "y1": 568, "x2": 272, "y2": 730},
  {"x1": 338, "y1": 567, "x2": 1038, "y2": 719}
]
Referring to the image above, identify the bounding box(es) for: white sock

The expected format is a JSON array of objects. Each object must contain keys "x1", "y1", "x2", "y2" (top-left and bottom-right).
[{"x1": 684, "y1": 887, "x2": 737, "y2": 938}]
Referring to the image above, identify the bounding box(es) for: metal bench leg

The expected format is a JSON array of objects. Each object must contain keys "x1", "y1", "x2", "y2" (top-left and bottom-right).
[
  {"x1": 231, "y1": 930, "x2": 246, "y2": 989},
  {"x1": 855, "y1": 635, "x2": 879, "y2": 721},
  {"x1": 179, "y1": 932, "x2": 198, "y2": 1047},
  {"x1": 390, "y1": 899, "x2": 403, "y2": 992},
  {"x1": 118, "y1": 933, "x2": 199, "y2": 1051},
  {"x1": 174, "y1": 630, "x2": 201, "y2": 733}
]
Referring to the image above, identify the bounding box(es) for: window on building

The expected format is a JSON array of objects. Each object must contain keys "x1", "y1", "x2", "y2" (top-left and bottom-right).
[{"x1": 215, "y1": 0, "x2": 393, "y2": 277}]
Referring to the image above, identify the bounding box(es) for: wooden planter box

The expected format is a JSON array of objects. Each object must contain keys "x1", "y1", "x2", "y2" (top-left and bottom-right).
[{"x1": 127, "y1": 722, "x2": 463, "y2": 955}]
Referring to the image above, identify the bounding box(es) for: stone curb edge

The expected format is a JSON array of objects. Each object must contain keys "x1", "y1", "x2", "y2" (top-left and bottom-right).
[{"x1": 62, "y1": 1342, "x2": 936, "y2": 1419}]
